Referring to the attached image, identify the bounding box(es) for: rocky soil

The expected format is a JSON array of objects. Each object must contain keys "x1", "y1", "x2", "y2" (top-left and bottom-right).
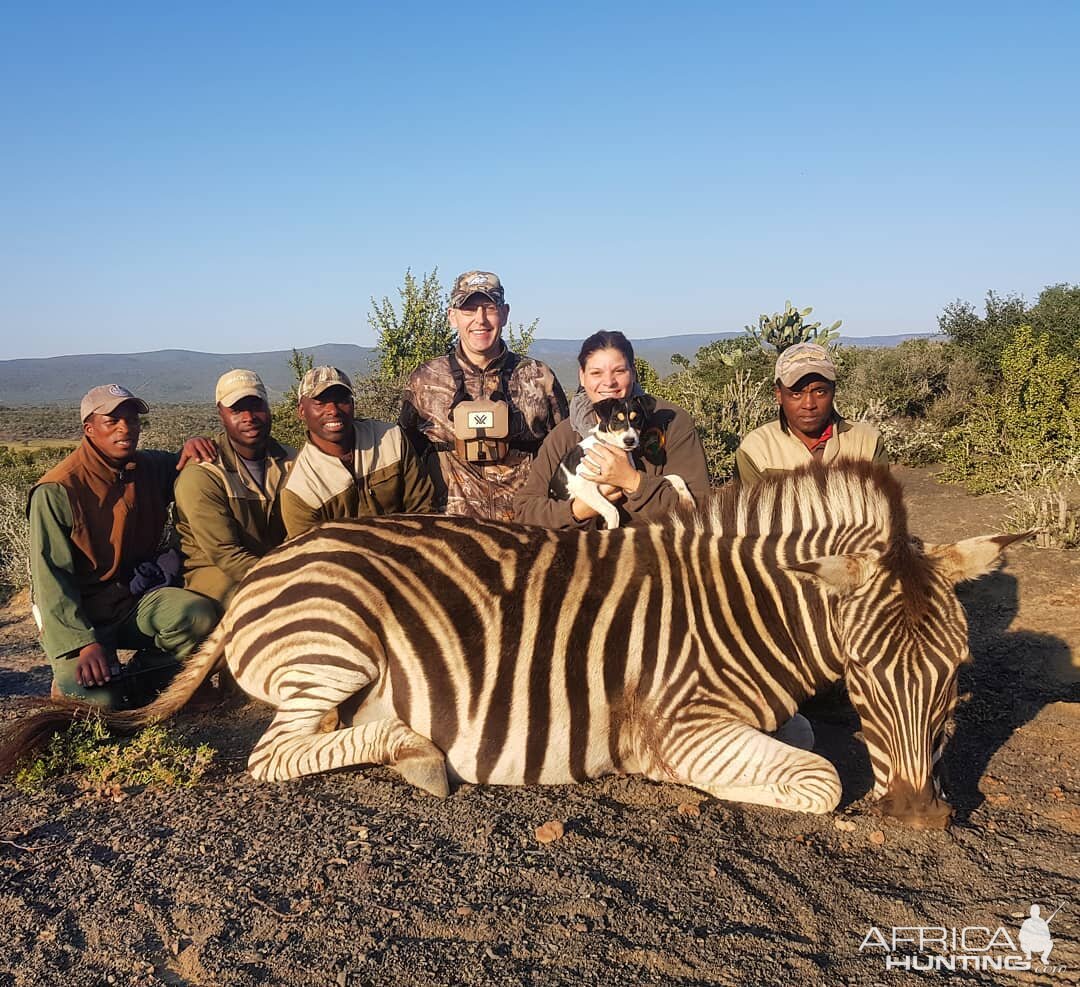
[{"x1": 0, "y1": 467, "x2": 1077, "y2": 987}]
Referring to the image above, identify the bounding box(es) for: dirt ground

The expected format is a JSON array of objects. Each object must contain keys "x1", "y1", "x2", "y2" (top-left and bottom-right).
[{"x1": 0, "y1": 466, "x2": 1077, "y2": 987}]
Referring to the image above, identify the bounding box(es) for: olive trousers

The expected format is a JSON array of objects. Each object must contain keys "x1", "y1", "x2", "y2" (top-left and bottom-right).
[{"x1": 49, "y1": 587, "x2": 220, "y2": 709}]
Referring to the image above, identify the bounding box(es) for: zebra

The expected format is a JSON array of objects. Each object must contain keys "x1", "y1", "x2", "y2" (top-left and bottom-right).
[{"x1": 0, "y1": 462, "x2": 1024, "y2": 828}]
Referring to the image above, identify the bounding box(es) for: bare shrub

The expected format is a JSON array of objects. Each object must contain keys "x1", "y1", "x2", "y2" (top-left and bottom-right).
[
  {"x1": 872, "y1": 418, "x2": 947, "y2": 468},
  {"x1": 658, "y1": 368, "x2": 774, "y2": 482},
  {"x1": 1003, "y1": 458, "x2": 1080, "y2": 549},
  {"x1": 353, "y1": 373, "x2": 406, "y2": 423},
  {"x1": 837, "y1": 339, "x2": 980, "y2": 423},
  {"x1": 139, "y1": 405, "x2": 219, "y2": 452},
  {"x1": 0, "y1": 446, "x2": 69, "y2": 594},
  {"x1": 0, "y1": 480, "x2": 31, "y2": 591}
]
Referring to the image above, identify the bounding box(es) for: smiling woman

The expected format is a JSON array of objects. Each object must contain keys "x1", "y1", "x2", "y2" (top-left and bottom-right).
[{"x1": 514, "y1": 330, "x2": 710, "y2": 529}]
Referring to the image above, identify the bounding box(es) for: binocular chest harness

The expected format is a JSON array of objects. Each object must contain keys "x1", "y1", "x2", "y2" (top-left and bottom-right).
[{"x1": 443, "y1": 351, "x2": 539, "y2": 464}]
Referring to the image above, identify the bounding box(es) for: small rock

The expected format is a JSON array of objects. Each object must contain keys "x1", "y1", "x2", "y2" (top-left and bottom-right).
[
  {"x1": 535, "y1": 820, "x2": 565, "y2": 844},
  {"x1": 455, "y1": 905, "x2": 474, "y2": 916},
  {"x1": 677, "y1": 802, "x2": 700, "y2": 817},
  {"x1": 834, "y1": 818, "x2": 856, "y2": 832},
  {"x1": 868, "y1": 830, "x2": 886, "y2": 846}
]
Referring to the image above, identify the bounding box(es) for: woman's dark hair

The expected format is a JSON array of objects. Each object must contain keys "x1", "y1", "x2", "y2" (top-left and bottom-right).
[{"x1": 577, "y1": 330, "x2": 635, "y2": 370}]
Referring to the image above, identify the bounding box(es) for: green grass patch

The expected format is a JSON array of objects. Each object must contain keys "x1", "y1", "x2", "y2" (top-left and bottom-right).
[{"x1": 15, "y1": 716, "x2": 215, "y2": 793}]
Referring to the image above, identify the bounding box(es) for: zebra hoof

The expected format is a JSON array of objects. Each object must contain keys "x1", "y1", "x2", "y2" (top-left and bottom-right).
[{"x1": 393, "y1": 752, "x2": 450, "y2": 797}]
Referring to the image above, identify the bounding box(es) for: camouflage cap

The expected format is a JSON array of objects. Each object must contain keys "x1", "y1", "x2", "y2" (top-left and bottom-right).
[
  {"x1": 774, "y1": 342, "x2": 837, "y2": 389},
  {"x1": 450, "y1": 271, "x2": 505, "y2": 308},
  {"x1": 215, "y1": 369, "x2": 267, "y2": 407},
  {"x1": 298, "y1": 366, "x2": 354, "y2": 400},
  {"x1": 80, "y1": 384, "x2": 149, "y2": 423}
]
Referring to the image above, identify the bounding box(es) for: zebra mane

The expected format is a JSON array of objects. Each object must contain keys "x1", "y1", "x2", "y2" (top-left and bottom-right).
[
  {"x1": 678, "y1": 461, "x2": 934, "y2": 616},
  {"x1": 694, "y1": 460, "x2": 907, "y2": 539}
]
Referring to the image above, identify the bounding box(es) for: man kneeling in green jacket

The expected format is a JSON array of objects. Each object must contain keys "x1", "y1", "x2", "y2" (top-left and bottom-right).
[{"x1": 29, "y1": 385, "x2": 220, "y2": 709}]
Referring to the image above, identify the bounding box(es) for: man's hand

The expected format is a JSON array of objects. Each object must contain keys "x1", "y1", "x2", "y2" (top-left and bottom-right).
[
  {"x1": 75, "y1": 642, "x2": 118, "y2": 688},
  {"x1": 177, "y1": 436, "x2": 217, "y2": 470},
  {"x1": 582, "y1": 444, "x2": 642, "y2": 493}
]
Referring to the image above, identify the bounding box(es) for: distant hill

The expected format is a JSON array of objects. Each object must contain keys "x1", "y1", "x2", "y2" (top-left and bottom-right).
[{"x1": 0, "y1": 333, "x2": 934, "y2": 406}]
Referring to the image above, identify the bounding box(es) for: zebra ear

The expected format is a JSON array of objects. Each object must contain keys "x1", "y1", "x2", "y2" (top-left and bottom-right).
[
  {"x1": 786, "y1": 552, "x2": 879, "y2": 596},
  {"x1": 923, "y1": 532, "x2": 1032, "y2": 584}
]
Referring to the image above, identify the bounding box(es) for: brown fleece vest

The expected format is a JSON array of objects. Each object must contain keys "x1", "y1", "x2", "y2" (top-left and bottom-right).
[{"x1": 33, "y1": 440, "x2": 168, "y2": 617}]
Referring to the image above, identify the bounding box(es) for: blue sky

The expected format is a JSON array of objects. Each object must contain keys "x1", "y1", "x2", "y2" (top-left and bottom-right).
[{"x1": 2, "y1": 1, "x2": 1078, "y2": 359}]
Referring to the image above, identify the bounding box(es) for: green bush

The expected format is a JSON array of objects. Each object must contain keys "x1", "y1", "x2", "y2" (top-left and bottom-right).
[
  {"x1": 270, "y1": 349, "x2": 314, "y2": 450},
  {"x1": 14, "y1": 716, "x2": 215, "y2": 792},
  {"x1": 836, "y1": 340, "x2": 978, "y2": 420},
  {"x1": 939, "y1": 283, "x2": 1080, "y2": 376},
  {"x1": 940, "y1": 324, "x2": 1080, "y2": 493}
]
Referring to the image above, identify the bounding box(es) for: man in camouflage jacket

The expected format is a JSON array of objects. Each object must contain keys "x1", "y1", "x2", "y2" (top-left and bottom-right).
[{"x1": 399, "y1": 271, "x2": 568, "y2": 522}]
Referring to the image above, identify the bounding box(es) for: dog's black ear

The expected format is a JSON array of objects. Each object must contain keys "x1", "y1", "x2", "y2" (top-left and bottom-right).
[
  {"x1": 591, "y1": 397, "x2": 618, "y2": 422},
  {"x1": 635, "y1": 394, "x2": 657, "y2": 418}
]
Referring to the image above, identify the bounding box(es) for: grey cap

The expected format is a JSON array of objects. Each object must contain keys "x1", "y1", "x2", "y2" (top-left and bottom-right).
[{"x1": 80, "y1": 384, "x2": 149, "y2": 422}]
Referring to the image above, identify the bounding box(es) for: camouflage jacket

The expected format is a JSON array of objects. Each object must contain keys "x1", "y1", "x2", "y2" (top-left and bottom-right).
[{"x1": 399, "y1": 345, "x2": 569, "y2": 521}]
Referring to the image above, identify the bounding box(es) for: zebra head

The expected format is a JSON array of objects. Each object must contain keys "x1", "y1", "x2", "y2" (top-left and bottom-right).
[{"x1": 791, "y1": 532, "x2": 1028, "y2": 830}]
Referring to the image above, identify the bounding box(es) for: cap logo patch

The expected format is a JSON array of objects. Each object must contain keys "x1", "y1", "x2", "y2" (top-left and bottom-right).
[
  {"x1": 108, "y1": 384, "x2": 131, "y2": 397},
  {"x1": 467, "y1": 275, "x2": 490, "y2": 287}
]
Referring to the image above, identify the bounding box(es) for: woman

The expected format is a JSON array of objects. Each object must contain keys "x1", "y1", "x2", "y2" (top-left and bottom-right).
[{"x1": 514, "y1": 331, "x2": 709, "y2": 528}]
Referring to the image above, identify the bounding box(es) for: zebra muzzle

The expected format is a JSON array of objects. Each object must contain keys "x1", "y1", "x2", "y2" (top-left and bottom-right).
[{"x1": 877, "y1": 778, "x2": 954, "y2": 830}]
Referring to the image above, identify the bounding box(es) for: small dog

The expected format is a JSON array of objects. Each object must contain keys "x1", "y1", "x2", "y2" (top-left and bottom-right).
[{"x1": 548, "y1": 395, "x2": 693, "y2": 529}]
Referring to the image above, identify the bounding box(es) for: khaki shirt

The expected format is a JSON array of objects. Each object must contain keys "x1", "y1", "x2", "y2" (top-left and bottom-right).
[
  {"x1": 280, "y1": 420, "x2": 435, "y2": 539},
  {"x1": 174, "y1": 432, "x2": 297, "y2": 605},
  {"x1": 735, "y1": 416, "x2": 888, "y2": 487}
]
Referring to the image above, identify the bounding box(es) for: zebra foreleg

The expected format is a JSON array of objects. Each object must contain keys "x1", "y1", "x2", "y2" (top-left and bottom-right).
[
  {"x1": 248, "y1": 699, "x2": 449, "y2": 796},
  {"x1": 648, "y1": 715, "x2": 842, "y2": 815}
]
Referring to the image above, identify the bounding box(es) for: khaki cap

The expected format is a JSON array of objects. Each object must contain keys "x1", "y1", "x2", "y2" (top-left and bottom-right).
[
  {"x1": 215, "y1": 369, "x2": 267, "y2": 407},
  {"x1": 80, "y1": 384, "x2": 149, "y2": 423},
  {"x1": 298, "y1": 366, "x2": 354, "y2": 400},
  {"x1": 450, "y1": 270, "x2": 505, "y2": 308},
  {"x1": 774, "y1": 342, "x2": 837, "y2": 389}
]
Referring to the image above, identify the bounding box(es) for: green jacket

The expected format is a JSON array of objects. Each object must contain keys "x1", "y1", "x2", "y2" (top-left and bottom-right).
[
  {"x1": 174, "y1": 432, "x2": 297, "y2": 605},
  {"x1": 28, "y1": 448, "x2": 179, "y2": 660},
  {"x1": 280, "y1": 420, "x2": 436, "y2": 539}
]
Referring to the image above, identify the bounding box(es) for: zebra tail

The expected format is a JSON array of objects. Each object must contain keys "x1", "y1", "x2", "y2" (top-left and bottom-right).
[{"x1": 0, "y1": 623, "x2": 227, "y2": 778}]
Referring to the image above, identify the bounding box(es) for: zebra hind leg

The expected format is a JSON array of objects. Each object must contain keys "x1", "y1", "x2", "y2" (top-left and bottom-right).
[
  {"x1": 248, "y1": 696, "x2": 449, "y2": 796},
  {"x1": 647, "y1": 714, "x2": 842, "y2": 815}
]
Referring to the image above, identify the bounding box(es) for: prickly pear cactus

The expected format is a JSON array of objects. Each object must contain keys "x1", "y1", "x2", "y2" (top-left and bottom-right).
[{"x1": 745, "y1": 301, "x2": 841, "y2": 354}]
